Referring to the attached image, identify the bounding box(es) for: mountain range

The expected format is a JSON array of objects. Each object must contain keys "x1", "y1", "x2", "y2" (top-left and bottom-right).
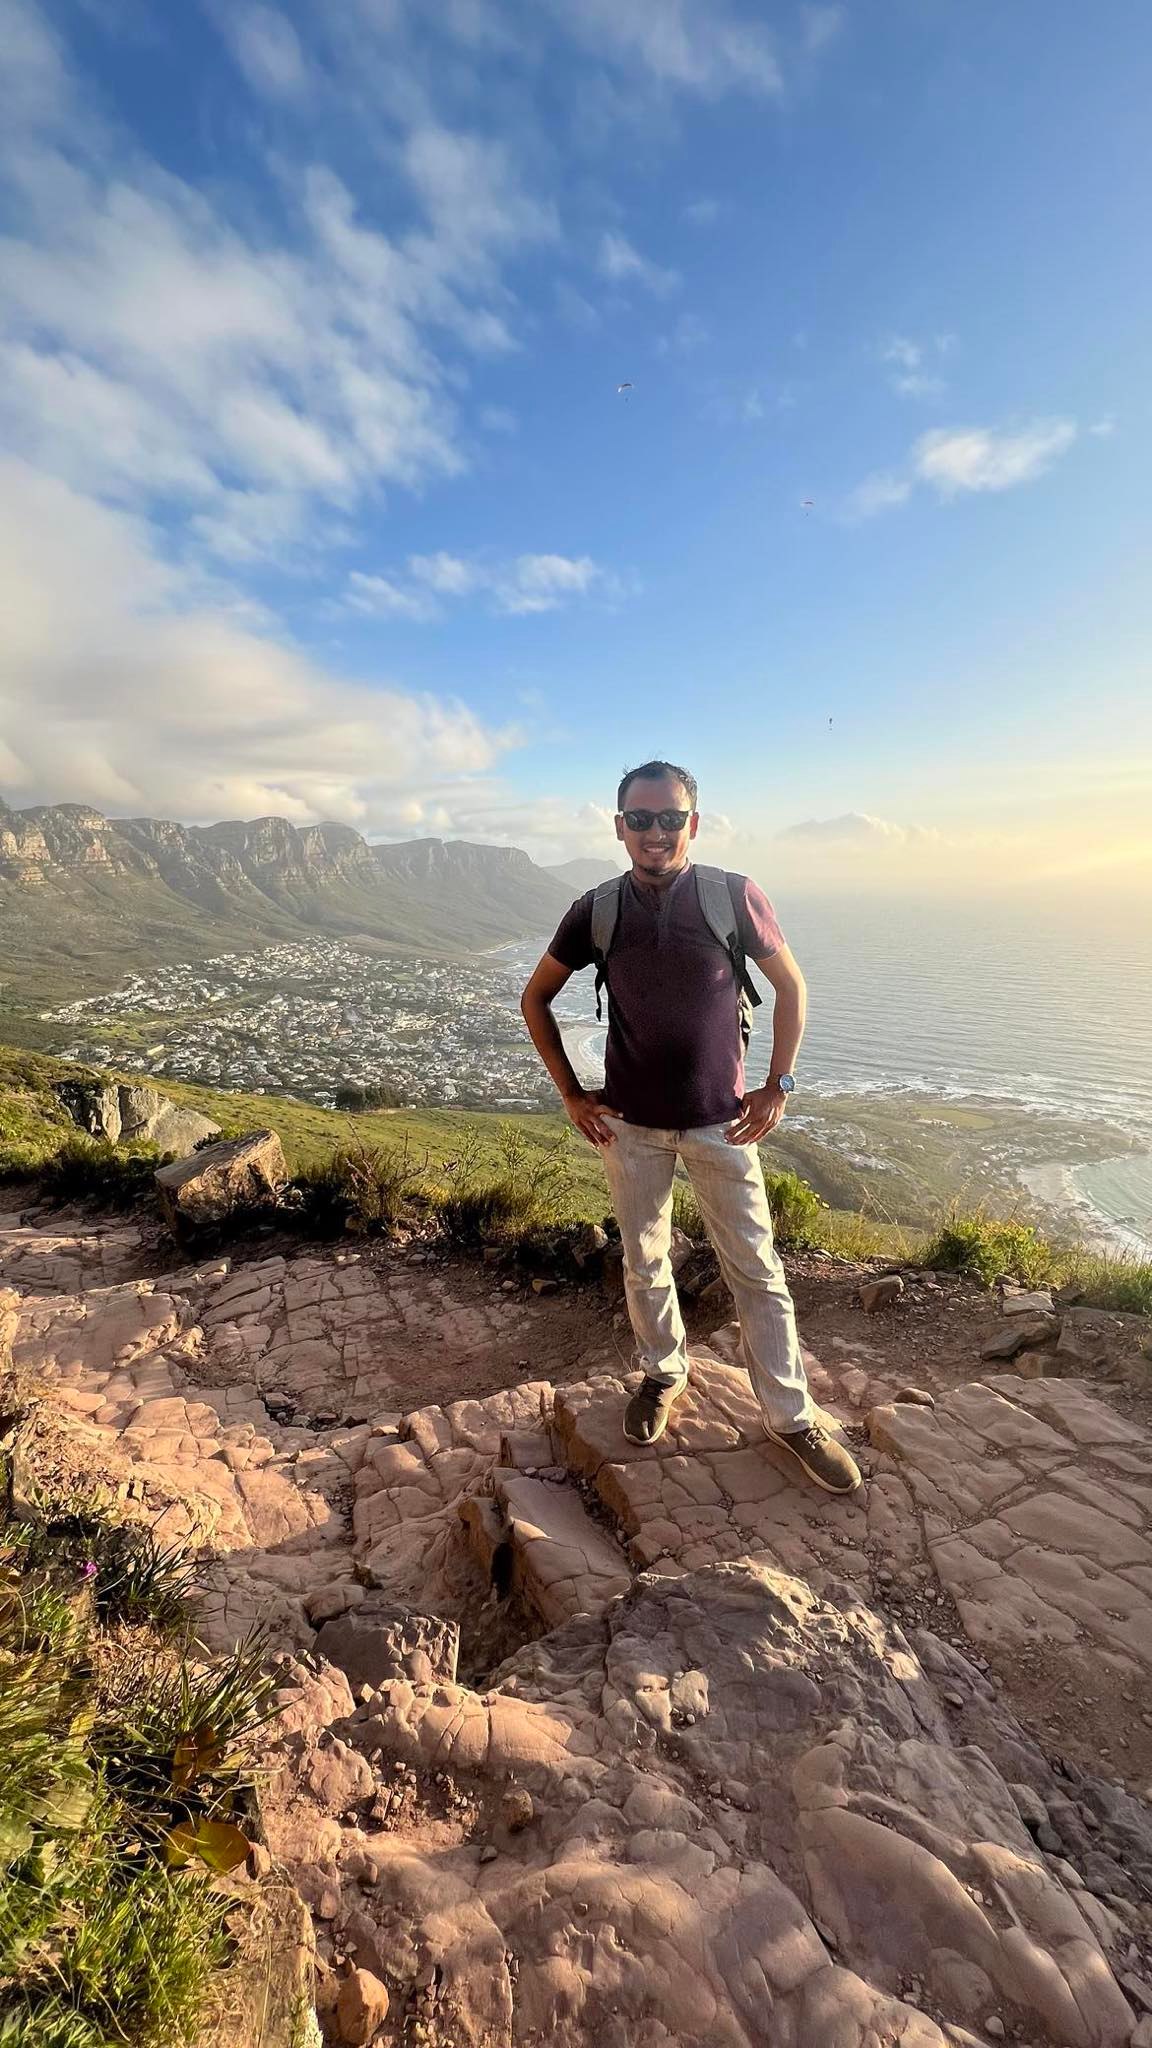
[{"x1": 0, "y1": 798, "x2": 618, "y2": 1037}]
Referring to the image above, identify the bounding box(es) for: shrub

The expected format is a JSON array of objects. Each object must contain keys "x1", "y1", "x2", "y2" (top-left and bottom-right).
[
  {"x1": 6, "y1": 1502, "x2": 199, "y2": 1636},
  {"x1": 36, "y1": 1137, "x2": 165, "y2": 1212},
  {"x1": 763, "y1": 1167, "x2": 826, "y2": 1248},
  {"x1": 918, "y1": 1208, "x2": 1054, "y2": 1289},
  {"x1": 293, "y1": 1138, "x2": 425, "y2": 1237},
  {"x1": 334, "y1": 1081, "x2": 405, "y2": 1111},
  {"x1": 429, "y1": 1123, "x2": 573, "y2": 1246},
  {"x1": 1, "y1": 1464, "x2": 275, "y2": 2046}
]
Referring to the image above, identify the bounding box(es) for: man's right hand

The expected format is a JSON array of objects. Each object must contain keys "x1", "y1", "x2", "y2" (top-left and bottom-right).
[{"x1": 562, "y1": 1087, "x2": 621, "y2": 1148}]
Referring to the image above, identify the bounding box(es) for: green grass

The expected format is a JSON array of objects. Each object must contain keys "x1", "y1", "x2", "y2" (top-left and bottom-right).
[
  {"x1": 0, "y1": 1451, "x2": 275, "y2": 2046},
  {"x1": 919, "y1": 1203, "x2": 1152, "y2": 1312},
  {"x1": 2, "y1": 1040, "x2": 1148, "y2": 1311}
]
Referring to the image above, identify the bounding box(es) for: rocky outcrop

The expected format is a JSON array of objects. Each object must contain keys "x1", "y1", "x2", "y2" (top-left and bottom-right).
[
  {"x1": 155, "y1": 1130, "x2": 288, "y2": 1232},
  {"x1": 57, "y1": 1079, "x2": 220, "y2": 1156},
  {"x1": 0, "y1": 798, "x2": 574, "y2": 954},
  {"x1": 6, "y1": 1208, "x2": 1152, "y2": 2048},
  {"x1": 261, "y1": 1560, "x2": 1141, "y2": 2048}
]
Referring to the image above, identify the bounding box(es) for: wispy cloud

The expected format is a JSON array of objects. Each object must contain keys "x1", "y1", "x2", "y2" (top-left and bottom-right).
[
  {"x1": 682, "y1": 196, "x2": 721, "y2": 225},
  {"x1": 656, "y1": 311, "x2": 711, "y2": 356},
  {"x1": 801, "y1": 4, "x2": 845, "y2": 54},
  {"x1": 881, "y1": 333, "x2": 950, "y2": 400},
  {"x1": 598, "y1": 230, "x2": 680, "y2": 296},
  {"x1": 848, "y1": 418, "x2": 1080, "y2": 517},
  {"x1": 779, "y1": 812, "x2": 944, "y2": 846},
  {"x1": 0, "y1": 6, "x2": 556, "y2": 565},
  {"x1": 216, "y1": 3, "x2": 309, "y2": 100},
  {"x1": 345, "y1": 550, "x2": 619, "y2": 619},
  {"x1": 544, "y1": 0, "x2": 782, "y2": 97}
]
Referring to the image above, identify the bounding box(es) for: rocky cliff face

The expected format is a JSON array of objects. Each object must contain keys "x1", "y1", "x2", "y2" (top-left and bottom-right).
[{"x1": 0, "y1": 798, "x2": 574, "y2": 972}]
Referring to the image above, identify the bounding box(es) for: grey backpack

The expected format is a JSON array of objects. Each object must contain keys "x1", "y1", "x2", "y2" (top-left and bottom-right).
[{"x1": 589, "y1": 864, "x2": 762, "y2": 1048}]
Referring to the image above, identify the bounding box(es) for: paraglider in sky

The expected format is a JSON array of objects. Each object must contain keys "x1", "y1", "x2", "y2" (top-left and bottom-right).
[
  {"x1": 802, "y1": 498, "x2": 815, "y2": 512},
  {"x1": 617, "y1": 382, "x2": 634, "y2": 400}
]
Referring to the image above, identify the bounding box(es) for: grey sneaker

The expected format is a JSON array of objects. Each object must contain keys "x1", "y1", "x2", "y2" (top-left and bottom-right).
[
  {"x1": 623, "y1": 1376, "x2": 685, "y2": 1446},
  {"x1": 763, "y1": 1419, "x2": 861, "y2": 1495}
]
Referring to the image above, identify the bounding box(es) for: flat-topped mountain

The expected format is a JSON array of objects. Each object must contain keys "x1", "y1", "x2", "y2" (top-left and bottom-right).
[
  {"x1": 0, "y1": 797, "x2": 579, "y2": 1031},
  {"x1": 545, "y1": 855, "x2": 621, "y2": 890}
]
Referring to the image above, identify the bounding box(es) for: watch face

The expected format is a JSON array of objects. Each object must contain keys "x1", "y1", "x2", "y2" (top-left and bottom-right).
[{"x1": 777, "y1": 1074, "x2": 795, "y2": 1093}]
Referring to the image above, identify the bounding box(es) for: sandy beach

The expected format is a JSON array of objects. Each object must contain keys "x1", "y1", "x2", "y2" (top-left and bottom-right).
[{"x1": 1017, "y1": 1157, "x2": 1152, "y2": 1259}]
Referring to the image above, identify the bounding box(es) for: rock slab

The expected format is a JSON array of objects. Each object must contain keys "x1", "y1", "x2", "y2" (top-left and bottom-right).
[{"x1": 155, "y1": 1130, "x2": 288, "y2": 1231}]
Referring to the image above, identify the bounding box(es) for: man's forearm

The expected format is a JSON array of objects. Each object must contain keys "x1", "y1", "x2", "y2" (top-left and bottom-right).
[
  {"x1": 521, "y1": 995, "x2": 582, "y2": 1101},
  {"x1": 767, "y1": 983, "x2": 806, "y2": 1081}
]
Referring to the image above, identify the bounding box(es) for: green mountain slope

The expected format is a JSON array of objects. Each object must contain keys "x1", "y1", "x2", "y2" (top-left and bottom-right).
[{"x1": 0, "y1": 800, "x2": 573, "y2": 1041}]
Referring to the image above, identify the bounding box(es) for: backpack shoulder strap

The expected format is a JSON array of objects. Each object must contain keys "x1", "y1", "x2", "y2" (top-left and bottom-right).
[
  {"x1": 692, "y1": 866, "x2": 763, "y2": 1042},
  {"x1": 589, "y1": 876, "x2": 624, "y2": 1021},
  {"x1": 692, "y1": 864, "x2": 739, "y2": 947}
]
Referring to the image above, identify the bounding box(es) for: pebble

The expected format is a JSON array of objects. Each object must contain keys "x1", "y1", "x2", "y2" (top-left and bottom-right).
[
  {"x1": 985, "y1": 2020, "x2": 1006, "y2": 2040},
  {"x1": 479, "y1": 1844, "x2": 499, "y2": 1864},
  {"x1": 944, "y1": 1689, "x2": 965, "y2": 1709}
]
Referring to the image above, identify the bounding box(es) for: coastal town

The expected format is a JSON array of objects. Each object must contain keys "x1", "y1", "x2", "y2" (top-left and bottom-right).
[{"x1": 42, "y1": 939, "x2": 566, "y2": 1110}]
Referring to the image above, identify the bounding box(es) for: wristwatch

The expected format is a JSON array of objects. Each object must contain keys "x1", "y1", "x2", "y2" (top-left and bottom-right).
[{"x1": 772, "y1": 1074, "x2": 796, "y2": 1094}]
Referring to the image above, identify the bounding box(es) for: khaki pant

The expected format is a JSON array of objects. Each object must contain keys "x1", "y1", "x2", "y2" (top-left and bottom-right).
[{"x1": 600, "y1": 1119, "x2": 814, "y2": 1434}]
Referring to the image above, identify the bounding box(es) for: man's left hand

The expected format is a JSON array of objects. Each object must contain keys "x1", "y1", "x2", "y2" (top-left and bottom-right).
[{"x1": 726, "y1": 1082, "x2": 787, "y2": 1146}]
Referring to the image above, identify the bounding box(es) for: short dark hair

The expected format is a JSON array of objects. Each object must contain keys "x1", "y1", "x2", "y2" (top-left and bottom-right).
[{"x1": 617, "y1": 759, "x2": 698, "y2": 812}]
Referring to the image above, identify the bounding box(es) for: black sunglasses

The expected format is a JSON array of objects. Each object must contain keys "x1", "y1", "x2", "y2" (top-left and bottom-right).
[{"x1": 621, "y1": 808, "x2": 692, "y2": 831}]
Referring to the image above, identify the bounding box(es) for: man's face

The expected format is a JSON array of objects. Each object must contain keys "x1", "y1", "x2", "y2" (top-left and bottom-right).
[{"x1": 615, "y1": 775, "x2": 699, "y2": 878}]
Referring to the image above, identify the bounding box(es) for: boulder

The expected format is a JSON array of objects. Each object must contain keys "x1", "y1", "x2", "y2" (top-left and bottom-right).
[
  {"x1": 313, "y1": 1597, "x2": 460, "y2": 1690},
  {"x1": 57, "y1": 1079, "x2": 219, "y2": 1157},
  {"x1": 980, "y1": 1314, "x2": 1059, "y2": 1360},
  {"x1": 569, "y1": 1221, "x2": 608, "y2": 1270},
  {"x1": 860, "y1": 1274, "x2": 905, "y2": 1313},
  {"x1": 1000, "y1": 1286, "x2": 1056, "y2": 1318},
  {"x1": 335, "y1": 1967, "x2": 389, "y2": 2045},
  {"x1": 155, "y1": 1130, "x2": 288, "y2": 1232}
]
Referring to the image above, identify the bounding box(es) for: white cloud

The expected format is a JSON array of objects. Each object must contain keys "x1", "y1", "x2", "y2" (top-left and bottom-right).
[
  {"x1": 0, "y1": 8, "x2": 556, "y2": 564},
  {"x1": 844, "y1": 471, "x2": 912, "y2": 519},
  {"x1": 499, "y1": 553, "x2": 600, "y2": 614},
  {"x1": 0, "y1": 457, "x2": 513, "y2": 825},
  {"x1": 682, "y1": 197, "x2": 721, "y2": 225},
  {"x1": 348, "y1": 550, "x2": 613, "y2": 618},
  {"x1": 408, "y1": 552, "x2": 484, "y2": 597},
  {"x1": 849, "y1": 418, "x2": 1079, "y2": 517},
  {"x1": 345, "y1": 572, "x2": 438, "y2": 621},
  {"x1": 778, "y1": 812, "x2": 943, "y2": 846},
  {"x1": 218, "y1": 4, "x2": 309, "y2": 100},
  {"x1": 1089, "y1": 416, "x2": 1116, "y2": 438},
  {"x1": 597, "y1": 230, "x2": 680, "y2": 296},
  {"x1": 913, "y1": 419, "x2": 1077, "y2": 495}
]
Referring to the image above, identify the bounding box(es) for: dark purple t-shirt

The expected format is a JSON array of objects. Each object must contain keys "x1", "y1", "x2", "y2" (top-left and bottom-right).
[{"x1": 547, "y1": 865, "x2": 786, "y2": 1130}]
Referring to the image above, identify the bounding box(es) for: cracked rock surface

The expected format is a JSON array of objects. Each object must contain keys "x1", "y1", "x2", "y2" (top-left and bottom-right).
[{"x1": 5, "y1": 1208, "x2": 1152, "y2": 2046}]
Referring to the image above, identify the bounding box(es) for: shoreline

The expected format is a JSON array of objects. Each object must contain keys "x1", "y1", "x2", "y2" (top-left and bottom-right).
[{"x1": 1016, "y1": 1157, "x2": 1152, "y2": 1261}]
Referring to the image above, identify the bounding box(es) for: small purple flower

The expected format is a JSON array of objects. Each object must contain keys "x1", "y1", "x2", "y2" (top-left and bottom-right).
[{"x1": 80, "y1": 1561, "x2": 98, "y2": 1580}]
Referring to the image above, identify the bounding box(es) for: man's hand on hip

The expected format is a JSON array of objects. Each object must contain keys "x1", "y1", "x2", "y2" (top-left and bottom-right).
[
  {"x1": 726, "y1": 1083, "x2": 787, "y2": 1146},
  {"x1": 563, "y1": 1087, "x2": 622, "y2": 1148}
]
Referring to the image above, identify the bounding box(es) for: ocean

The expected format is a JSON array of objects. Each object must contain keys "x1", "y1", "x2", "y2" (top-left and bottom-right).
[{"x1": 495, "y1": 891, "x2": 1152, "y2": 1254}]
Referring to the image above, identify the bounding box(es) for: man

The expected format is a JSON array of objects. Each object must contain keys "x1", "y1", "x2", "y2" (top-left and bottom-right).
[{"x1": 521, "y1": 759, "x2": 860, "y2": 1495}]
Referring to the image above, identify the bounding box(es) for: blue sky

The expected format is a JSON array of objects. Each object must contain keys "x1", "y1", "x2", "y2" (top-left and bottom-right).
[{"x1": 1, "y1": 0, "x2": 1149, "y2": 895}]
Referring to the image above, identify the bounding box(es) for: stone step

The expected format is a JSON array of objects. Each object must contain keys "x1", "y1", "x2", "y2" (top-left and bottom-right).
[{"x1": 460, "y1": 1469, "x2": 632, "y2": 1627}]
